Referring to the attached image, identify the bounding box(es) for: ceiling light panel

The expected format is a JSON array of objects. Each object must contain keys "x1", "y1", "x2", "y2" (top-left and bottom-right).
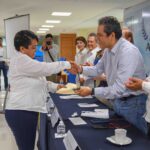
[
  {"x1": 41, "y1": 25, "x2": 54, "y2": 28},
  {"x1": 46, "y1": 20, "x2": 61, "y2": 23},
  {"x1": 39, "y1": 28, "x2": 49, "y2": 31},
  {"x1": 37, "y1": 31, "x2": 46, "y2": 33},
  {"x1": 51, "y1": 12, "x2": 72, "y2": 16}
]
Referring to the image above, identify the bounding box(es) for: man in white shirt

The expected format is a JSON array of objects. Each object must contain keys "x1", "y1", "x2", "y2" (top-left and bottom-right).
[
  {"x1": 85, "y1": 32, "x2": 100, "y2": 64},
  {"x1": 125, "y1": 77, "x2": 150, "y2": 136},
  {"x1": 80, "y1": 33, "x2": 100, "y2": 87},
  {"x1": 0, "y1": 37, "x2": 8, "y2": 90}
]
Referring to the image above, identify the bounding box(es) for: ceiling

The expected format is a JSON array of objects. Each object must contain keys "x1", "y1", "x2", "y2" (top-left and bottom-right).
[{"x1": 0, "y1": 0, "x2": 147, "y2": 36}]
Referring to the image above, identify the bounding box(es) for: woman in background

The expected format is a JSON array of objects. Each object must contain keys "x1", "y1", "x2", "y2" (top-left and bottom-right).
[
  {"x1": 122, "y1": 28, "x2": 134, "y2": 43},
  {"x1": 5, "y1": 30, "x2": 72, "y2": 150},
  {"x1": 75, "y1": 36, "x2": 88, "y2": 65}
]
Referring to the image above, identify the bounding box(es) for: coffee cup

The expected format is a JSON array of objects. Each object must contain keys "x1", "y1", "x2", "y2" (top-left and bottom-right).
[{"x1": 114, "y1": 128, "x2": 127, "y2": 144}]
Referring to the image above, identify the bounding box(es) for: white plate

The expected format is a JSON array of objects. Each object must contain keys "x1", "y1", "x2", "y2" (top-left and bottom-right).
[{"x1": 106, "y1": 135, "x2": 132, "y2": 146}]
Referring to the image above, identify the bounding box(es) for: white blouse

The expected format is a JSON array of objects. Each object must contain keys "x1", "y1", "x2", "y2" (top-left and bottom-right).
[
  {"x1": 75, "y1": 48, "x2": 88, "y2": 65},
  {"x1": 6, "y1": 52, "x2": 71, "y2": 113}
]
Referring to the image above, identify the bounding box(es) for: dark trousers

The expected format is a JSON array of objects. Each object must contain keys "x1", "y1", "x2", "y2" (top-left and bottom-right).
[
  {"x1": 5, "y1": 110, "x2": 38, "y2": 150},
  {"x1": 0, "y1": 61, "x2": 8, "y2": 89},
  {"x1": 39, "y1": 113, "x2": 48, "y2": 150}
]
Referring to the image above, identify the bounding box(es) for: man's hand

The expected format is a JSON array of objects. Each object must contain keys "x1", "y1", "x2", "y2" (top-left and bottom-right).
[
  {"x1": 125, "y1": 77, "x2": 143, "y2": 91},
  {"x1": 68, "y1": 61, "x2": 82, "y2": 74},
  {"x1": 74, "y1": 86, "x2": 92, "y2": 97}
]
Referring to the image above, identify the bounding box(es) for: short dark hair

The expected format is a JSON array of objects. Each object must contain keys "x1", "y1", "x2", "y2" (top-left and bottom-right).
[
  {"x1": 98, "y1": 16, "x2": 122, "y2": 39},
  {"x1": 75, "y1": 36, "x2": 87, "y2": 46},
  {"x1": 0, "y1": 37, "x2": 2, "y2": 40},
  {"x1": 45, "y1": 33, "x2": 53, "y2": 39},
  {"x1": 14, "y1": 30, "x2": 38, "y2": 51}
]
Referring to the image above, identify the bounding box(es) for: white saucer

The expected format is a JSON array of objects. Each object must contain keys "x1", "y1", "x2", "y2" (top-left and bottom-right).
[{"x1": 106, "y1": 135, "x2": 132, "y2": 146}]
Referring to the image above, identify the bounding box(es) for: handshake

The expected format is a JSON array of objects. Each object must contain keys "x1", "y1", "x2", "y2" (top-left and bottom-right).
[
  {"x1": 65, "y1": 61, "x2": 93, "y2": 97},
  {"x1": 68, "y1": 61, "x2": 83, "y2": 74}
]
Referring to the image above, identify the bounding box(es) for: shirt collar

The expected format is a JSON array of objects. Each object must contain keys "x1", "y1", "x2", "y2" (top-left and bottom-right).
[
  {"x1": 77, "y1": 48, "x2": 87, "y2": 54},
  {"x1": 88, "y1": 46, "x2": 100, "y2": 54},
  {"x1": 110, "y1": 37, "x2": 124, "y2": 54}
]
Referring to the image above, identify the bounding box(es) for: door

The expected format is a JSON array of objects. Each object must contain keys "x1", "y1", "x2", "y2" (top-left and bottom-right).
[{"x1": 60, "y1": 33, "x2": 76, "y2": 61}]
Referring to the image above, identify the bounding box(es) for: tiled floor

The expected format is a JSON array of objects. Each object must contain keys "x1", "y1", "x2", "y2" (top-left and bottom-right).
[
  {"x1": 0, "y1": 89, "x2": 18, "y2": 150},
  {"x1": 0, "y1": 113, "x2": 18, "y2": 150},
  {"x1": 0, "y1": 90, "x2": 38, "y2": 150},
  {"x1": 0, "y1": 74, "x2": 38, "y2": 150}
]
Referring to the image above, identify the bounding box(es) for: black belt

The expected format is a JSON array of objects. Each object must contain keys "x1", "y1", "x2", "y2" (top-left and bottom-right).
[{"x1": 120, "y1": 95, "x2": 138, "y2": 101}]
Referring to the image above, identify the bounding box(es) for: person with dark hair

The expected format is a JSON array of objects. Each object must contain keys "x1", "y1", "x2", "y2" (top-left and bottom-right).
[
  {"x1": 41, "y1": 33, "x2": 59, "y2": 62},
  {"x1": 122, "y1": 28, "x2": 134, "y2": 43},
  {"x1": 70, "y1": 16, "x2": 148, "y2": 134},
  {"x1": 125, "y1": 77, "x2": 150, "y2": 137},
  {"x1": 4, "y1": 30, "x2": 73, "y2": 150},
  {"x1": 75, "y1": 36, "x2": 87, "y2": 65},
  {"x1": 41, "y1": 33, "x2": 59, "y2": 82},
  {"x1": 0, "y1": 37, "x2": 8, "y2": 90},
  {"x1": 74, "y1": 36, "x2": 88, "y2": 87}
]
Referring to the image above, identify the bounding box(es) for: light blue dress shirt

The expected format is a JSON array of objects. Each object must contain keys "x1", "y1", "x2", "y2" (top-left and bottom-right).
[{"x1": 83, "y1": 38, "x2": 146, "y2": 99}]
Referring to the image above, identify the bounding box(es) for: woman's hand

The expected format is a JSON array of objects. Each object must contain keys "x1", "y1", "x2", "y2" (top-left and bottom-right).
[{"x1": 57, "y1": 84, "x2": 66, "y2": 90}]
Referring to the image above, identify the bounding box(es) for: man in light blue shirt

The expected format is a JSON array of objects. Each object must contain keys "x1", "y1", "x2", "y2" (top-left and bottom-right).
[{"x1": 72, "y1": 16, "x2": 148, "y2": 134}]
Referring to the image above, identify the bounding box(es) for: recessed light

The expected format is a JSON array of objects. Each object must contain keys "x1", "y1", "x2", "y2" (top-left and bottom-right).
[
  {"x1": 39, "y1": 28, "x2": 49, "y2": 31},
  {"x1": 51, "y1": 12, "x2": 72, "y2": 16},
  {"x1": 41, "y1": 25, "x2": 54, "y2": 28},
  {"x1": 37, "y1": 31, "x2": 46, "y2": 33},
  {"x1": 46, "y1": 20, "x2": 61, "y2": 23}
]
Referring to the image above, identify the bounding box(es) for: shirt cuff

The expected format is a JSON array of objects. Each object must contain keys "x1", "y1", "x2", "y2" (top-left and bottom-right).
[
  {"x1": 142, "y1": 81, "x2": 150, "y2": 93},
  {"x1": 47, "y1": 81, "x2": 58, "y2": 93},
  {"x1": 63, "y1": 61, "x2": 71, "y2": 69}
]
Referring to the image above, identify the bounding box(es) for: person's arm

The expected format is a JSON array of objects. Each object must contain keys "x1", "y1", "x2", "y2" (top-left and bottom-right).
[
  {"x1": 94, "y1": 47, "x2": 143, "y2": 99},
  {"x1": 16, "y1": 54, "x2": 71, "y2": 77},
  {"x1": 142, "y1": 81, "x2": 150, "y2": 94},
  {"x1": 47, "y1": 81, "x2": 58, "y2": 93},
  {"x1": 41, "y1": 39, "x2": 47, "y2": 51},
  {"x1": 76, "y1": 47, "x2": 145, "y2": 99},
  {"x1": 47, "y1": 81, "x2": 65, "y2": 93},
  {"x1": 82, "y1": 56, "x2": 105, "y2": 77}
]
